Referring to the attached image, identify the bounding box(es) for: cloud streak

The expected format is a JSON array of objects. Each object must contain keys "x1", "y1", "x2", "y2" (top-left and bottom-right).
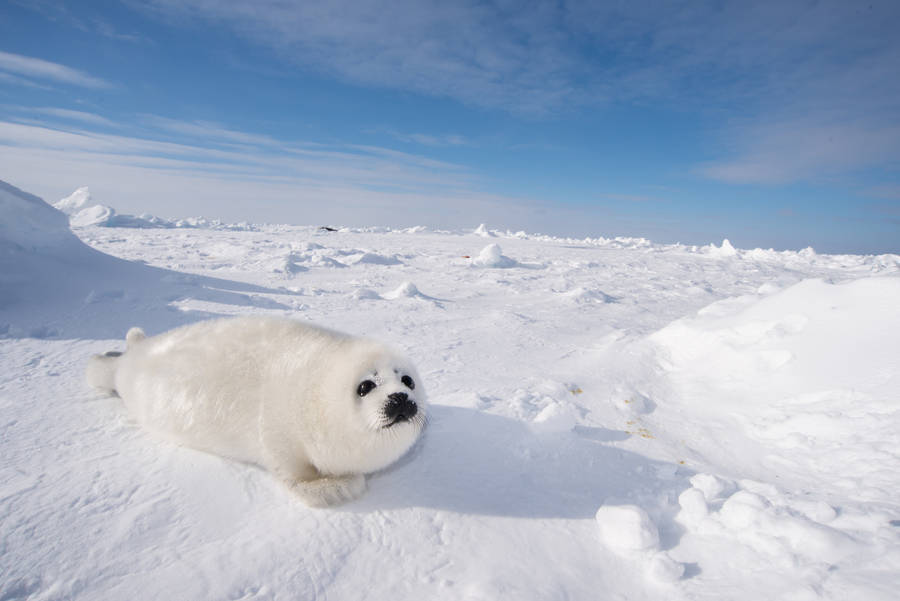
[
  {"x1": 0, "y1": 51, "x2": 113, "y2": 89},
  {"x1": 0, "y1": 115, "x2": 651, "y2": 238},
  {"x1": 0, "y1": 116, "x2": 524, "y2": 226}
]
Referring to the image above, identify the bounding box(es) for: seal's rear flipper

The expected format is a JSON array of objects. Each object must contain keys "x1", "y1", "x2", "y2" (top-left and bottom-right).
[
  {"x1": 126, "y1": 327, "x2": 146, "y2": 349},
  {"x1": 86, "y1": 351, "x2": 121, "y2": 396},
  {"x1": 87, "y1": 326, "x2": 145, "y2": 396}
]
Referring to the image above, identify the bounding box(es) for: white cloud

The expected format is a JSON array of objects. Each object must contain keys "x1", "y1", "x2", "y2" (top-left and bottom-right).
[
  {"x1": 0, "y1": 116, "x2": 643, "y2": 237},
  {"x1": 139, "y1": 115, "x2": 283, "y2": 147},
  {"x1": 23, "y1": 107, "x2": 118, "y2": 127},
  {"x1": 134, "y1": 0, "x2": 584, "y2": 114},
  {"x1": 0, "y1": 51, "x2": 113, "y2": 89},
  {"x1": 697, "y1": 118, "x2": 900, "y2": 185},
  {"x1": 0, "y1": 71, "x2": 54, "y2": 90},
  {"x1": 131, "y1": 0, "x2": 900, "y2": 186},
  {"x1": 0, "y1": 118, "x2": 497, "y2": 222},
  {"x1": 377, "y1": 129, "x2": 469, "y2": 147}
]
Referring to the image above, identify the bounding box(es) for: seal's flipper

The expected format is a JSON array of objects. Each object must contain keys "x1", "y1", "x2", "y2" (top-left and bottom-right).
[
  {"x1": 126, "y1": 327, "x2": 146, "y2": 349},
  {"x1": 86, "y1": 352, "x2": 120, "y2": 395}
]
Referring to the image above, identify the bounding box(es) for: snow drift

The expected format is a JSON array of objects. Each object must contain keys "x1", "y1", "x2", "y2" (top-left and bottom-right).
[{"x1": 0, "y1": 180, "x2": 289, "y2": 338}]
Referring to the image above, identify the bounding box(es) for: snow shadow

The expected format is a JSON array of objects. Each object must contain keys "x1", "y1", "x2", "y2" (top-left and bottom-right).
[
  {"x1": 1, "y1": 241, "x2": 295, "y2": 341},
  {"x1": 358, "y1": 405, "x2": 693, "y2": 522}
]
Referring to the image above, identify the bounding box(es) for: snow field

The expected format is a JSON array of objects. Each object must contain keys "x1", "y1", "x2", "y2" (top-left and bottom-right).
[{"x1": 2, "y1": 182, "x2": 900, "y2": 600}]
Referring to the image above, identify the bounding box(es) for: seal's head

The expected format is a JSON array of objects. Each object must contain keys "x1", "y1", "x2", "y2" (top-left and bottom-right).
[
  {"x1": 311, "y1": 338, "x2": 427, "y2": 476},
  {"x1": 352, "y1": 343, "x2": 426, "y2": 432}
]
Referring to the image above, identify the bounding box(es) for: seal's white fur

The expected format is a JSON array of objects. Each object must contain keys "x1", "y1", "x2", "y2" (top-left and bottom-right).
[{"x1": 87, "y1": 316, "x2": 426, "y2": 507}]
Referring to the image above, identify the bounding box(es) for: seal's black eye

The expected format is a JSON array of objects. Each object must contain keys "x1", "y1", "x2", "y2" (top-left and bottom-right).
[
  {"x1": 357, "y1": 380, "x2": 376, "y2": 397},
  {"x1": 401, "y1": 375, "x2": 415, "y2": 390}
]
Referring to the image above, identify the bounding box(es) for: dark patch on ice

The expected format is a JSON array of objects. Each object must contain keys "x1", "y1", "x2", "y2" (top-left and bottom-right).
[{"x1": 890, "y1": 519, "x2": 900, "y2": 527}]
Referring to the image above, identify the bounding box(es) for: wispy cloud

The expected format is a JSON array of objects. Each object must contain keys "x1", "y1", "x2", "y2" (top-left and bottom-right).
[
  {"x1": 372, "y1": 128, "x2": 469, "y2": 148},
  {"x1": 697, "y1": 118, "x2": 900, "y2": 185},
  {"x1": 133, "y1": 0, "x2": 584, "y2": 114},
  {"x1": 130, "y1": 2, "x2": 898, "y2": 112},
  {"x1": 0, "y1": 116, "x2": 611, "y2": 235},
  {"x1": 140, "y1": 115, "x2": 283, "y2": 147},
  {"x1": 0, "y1": 119, "x2": 469, "y2": 192},
  {"x1": 864, "y1": 185, "x2": 900, "y2": 201},
  {"x1": 0, "y1": 71, "x2": 53, "y2": 90},
  {"x1": 0, "y1": 51, "x2": 113, "y2": 89},
  {"x1": 131, "y1": 0, "x2": 900, "y2": 186},
  {"x1": 18, "y1": 107, "x2": 118, "y2": 127},
  {"x1": 12, "y1": 0, "x2": 147, "y2": 43}
]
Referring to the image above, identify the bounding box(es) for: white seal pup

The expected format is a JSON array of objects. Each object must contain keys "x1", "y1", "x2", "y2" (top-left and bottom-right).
[{"x1": 86, "y1": 316, "x2": 426, "y2": 507}]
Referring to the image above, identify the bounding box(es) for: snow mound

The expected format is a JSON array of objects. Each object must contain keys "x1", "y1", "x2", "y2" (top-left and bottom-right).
[
  {"x1": 472, "y1": 243, "x2": 516, "y2": 268},
  {"x1": 595, "y1": 505, "x2": 660, "y2": 552},
  {"x1": 345, "y1": 251, "x2": 402, "y2": 266},
  {"x1": 104, "y1": 211, "x2": 176, "y2": 228},
  {"x1": 704, "y1": 238, "x2": 738, "y2": 258},
  {"x1": 69, "y1": 204, "x2": 116, "y2": 227},
  {"x1": 650, "y1": 277, "x2": 900, "y2": 393},
  {"x1": 384, "y1": 281, "x2": 424, "y2": 299},
  {"x1": 55, "y1": 187, "x2": 257, "y2": 230},
  {"x1": 55, "y1": 187, "x2": 179, "y2": 229},
  {"x1": 677, "y1": 479, "x2": 855, "y2": 564},
  {"x1": 561, "y1": 287, "x2": 616, "y2": 304},
  {"x1": 474, "y1": 223, "x2": 495, "y2": 237},
  {"x1": 54, "y1": 186, "x2": 93, "y2": 214},
  {"x1": 279, "y1": 252, "x2": 309, "y2": 275},
  {"x1": 349, "y1": 288, "x2": 382, "y2": 300},
  {"x1": 529, "y1": 401, "x2": 578, "y2": 434}
]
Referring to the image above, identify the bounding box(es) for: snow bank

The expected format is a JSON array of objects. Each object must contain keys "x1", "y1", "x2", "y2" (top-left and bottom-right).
[
  {"x1": 1, "y1": 180, "x2": 78, "y2": 253},
  {"x1": 650, "y1": 277, "x2": 900, "y2": 399},
  {"x1": 601, "y1": 274, "x2": 900, "y2": 597},
  {"x1": 0, "y1": 180, "x2": 287, "y2": 338}
]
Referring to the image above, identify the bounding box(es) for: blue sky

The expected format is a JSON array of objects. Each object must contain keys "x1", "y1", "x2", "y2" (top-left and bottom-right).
[{"x1": 1, "y1": 0, "x2": 898, "y2": 253}]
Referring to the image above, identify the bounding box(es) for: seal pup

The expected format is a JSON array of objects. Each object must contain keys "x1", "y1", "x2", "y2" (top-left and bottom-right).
[{"x1": 86, "y1": 316, "x2": 426, "y2": 507}]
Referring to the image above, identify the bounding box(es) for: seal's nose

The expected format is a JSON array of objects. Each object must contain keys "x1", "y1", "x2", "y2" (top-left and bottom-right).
[{"x1": 385, "y1": 392, "x2": 417, "y2": 421}]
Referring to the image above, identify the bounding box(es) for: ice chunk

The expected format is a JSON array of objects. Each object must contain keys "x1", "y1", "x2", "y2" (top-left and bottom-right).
[
  {"x1": 473, "y1": 244, "x2": 516, "y2": 268},
  {"x1": 595, "y1": 505, "x2": 660, "y2": 553}
]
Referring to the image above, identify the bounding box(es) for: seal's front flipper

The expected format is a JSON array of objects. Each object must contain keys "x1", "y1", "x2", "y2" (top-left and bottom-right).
[{"x1": 289, "y1": 474, "x2": 366, "y2": 507}]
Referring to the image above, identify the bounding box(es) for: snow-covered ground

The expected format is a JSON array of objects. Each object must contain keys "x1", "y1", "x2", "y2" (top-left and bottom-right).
[{"x1": 2, "y1": 180, "x2": 899, "y2": 600}]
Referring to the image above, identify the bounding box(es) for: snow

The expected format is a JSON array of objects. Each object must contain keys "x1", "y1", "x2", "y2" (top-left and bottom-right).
[
  {"x1": 2, "y1": 181, "x2": 900, "y2": 600},
  {"x1": 472, "y1": 242, "x2": 516, "y2": 267},
  {"x1": 595, "y1": 504, "x2": 661, "y2": 552}
]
